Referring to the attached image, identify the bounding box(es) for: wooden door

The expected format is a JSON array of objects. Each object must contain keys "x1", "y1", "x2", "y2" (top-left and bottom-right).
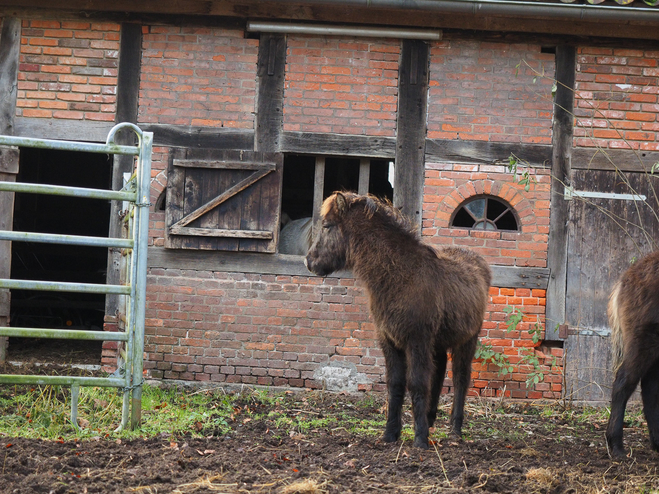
[
  {"x1": 165, "y1": 149, "x2": 283, "y2": 253},
  {"x1": 564, "y1": 169, "x2": 659, "y2": 401}
]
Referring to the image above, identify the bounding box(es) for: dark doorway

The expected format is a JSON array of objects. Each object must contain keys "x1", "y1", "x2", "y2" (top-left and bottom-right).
[{"x1": 9, "y1": 148, "x2": 113, "y2": 365}]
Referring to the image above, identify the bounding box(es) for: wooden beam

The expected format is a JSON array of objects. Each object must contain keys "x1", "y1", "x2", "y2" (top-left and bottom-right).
[
  {"x1": 107, "y1": 22, "x2": 143, "y2": 323},
  {"x1": 0, "y1": 16, "x2": 20, "y2": 363},
  {"x1": 255, "y1": 33, "x2": 286, "y2": 153},
  {"x1": 546, "y1": 44, "x2": 575, "y2": 341},
  {"x1": 147, "y1": 247, "x2": 549, "y2": 288},
  {"x1": 571, "y1": 147, "x2": 659, "y2": 173},
  {"x1": 139, "y1": 123, "x2": 254, "y2": 150},
  {"x1": 1, "y1": 1, "x2": 659, "y2": 41},
  {"x1": 394, "y1": 39, "x2": 429, "y2": 229},
  {"x1": 425, "y1": 138, "x2": 552, "y2": 168},
  {"x1": 14, "y1": 116, "x2": 114, "y2": 141},
  {"x1": 281, "y1": 131, "x2": 396, "y2": 158}
]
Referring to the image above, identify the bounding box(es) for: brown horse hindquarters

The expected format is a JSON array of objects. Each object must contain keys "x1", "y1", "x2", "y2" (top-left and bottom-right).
[{"x1": 606, "y1": 250, "x2": 659, "y2": 457}]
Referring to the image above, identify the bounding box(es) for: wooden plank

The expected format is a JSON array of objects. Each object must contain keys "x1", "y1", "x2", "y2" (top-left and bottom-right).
[
  {"x1": 0, "y1": 16, "x2": 20, "y2": 363},
  {"x1": 572, "y1": 147, "x2": 659, "y2": 173},
  {"x1": 281, "y1": 131, "x2": 396, "y2": 158},
  {"x1": 148, "y1": 246, "x2": 549, "y2": 288},
  {"x1": 358, "y1": 158, "x2": 370, "y2": 195},
  {"x1": 169, "y1": 226, "x2": 272, "y2": 239},
  {"x1": 564, "y1": 334, "x2": 617, "y2": 403},
  {"x1": 545, "y1": 44, "x2": 575, "y2": 341},
  {"x1": 255, "y1": 33, "x2": 286, "y2": 153},
  {"x1": 425, "y1": 138, "x2": 552, "y2": 167},
  {"x1": 394, "y1": 39, "x2": 429, "y2": 229},
  {"x1": 14, "y1": 117, "x2": 113, "y2": 142},
  {"x1": 164, "y1": 148, "x2": 186, "y2": 249},
  {"x1": 172, "y1": 159, "x2": 276, "y2": 171},
  {"x1": 0, "y1": 17, "x2": 20, "y2": 135},
  {"x1": 139, "y1": 123, "x2": 254, "y2": 150},
  {"x1": 107, "y1": 22, "x2": 142, "y2": 323},
  {"x1": 311, "y1": 156, "x2": 325, "y2": 241}
]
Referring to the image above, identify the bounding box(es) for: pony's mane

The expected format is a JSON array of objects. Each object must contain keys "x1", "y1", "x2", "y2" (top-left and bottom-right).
[{"x1": 346, "y1": 192, "x2": 419, "y2": 239}]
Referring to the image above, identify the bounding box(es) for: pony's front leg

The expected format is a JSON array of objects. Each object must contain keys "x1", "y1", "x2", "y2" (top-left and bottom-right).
[
  {"x1": 406, "y1": 341, "x2": 433, "y2": 449},
  {"x1": 381, "y1": 340, "x2": 406, "y2": 443}
]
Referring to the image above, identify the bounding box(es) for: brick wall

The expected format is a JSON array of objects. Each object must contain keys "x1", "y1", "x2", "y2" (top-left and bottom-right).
[
  {"x1": 427, "y1": 39, "x2": 555, "y2": 143},
  {"x1": 283, "y1": 36, "x2": 399, "y2": 136},
  {"x1": 574, "y1": 47, "x2": 659, "y2": 151},
  {"x1": 16, "y1": 20, "x2": 119, "y2": 121},
  {"x1": 138, "y1": 26, "x2": 258, "y2": 128},
  {"x1": 142, "y1": 268, "x2": 562, "y2": 398}
]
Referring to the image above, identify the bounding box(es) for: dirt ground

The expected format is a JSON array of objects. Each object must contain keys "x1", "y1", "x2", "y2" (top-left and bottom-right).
[{"x1": 2, "y1": 386, "x2": 659, "y2": 494}]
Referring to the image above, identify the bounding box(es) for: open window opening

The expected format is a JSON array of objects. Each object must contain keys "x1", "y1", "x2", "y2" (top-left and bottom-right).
[
  {"x1": 9, "y1": 148, "x2": 112, "y2": 365},
  {"x1": 451, "y1": 195, "x2": 519, "y2": 232},
  {"x1": 279, "y1": 155, "x2": 394, "y2": 254}
]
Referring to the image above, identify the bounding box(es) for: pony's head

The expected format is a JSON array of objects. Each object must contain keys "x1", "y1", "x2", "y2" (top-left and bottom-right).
[{"x1": 305, "y1": 192, "x2": 358, "y2": 276}]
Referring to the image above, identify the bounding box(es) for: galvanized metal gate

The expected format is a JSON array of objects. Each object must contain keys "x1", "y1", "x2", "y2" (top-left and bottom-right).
[{"x1": 0, "y1": 122, "x2": 153, "y2": 430}]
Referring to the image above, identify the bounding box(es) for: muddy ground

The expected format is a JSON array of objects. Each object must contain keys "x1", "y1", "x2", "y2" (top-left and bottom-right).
[{"x1": 2, "y1": 387, "x2": 659, "y2": 494}]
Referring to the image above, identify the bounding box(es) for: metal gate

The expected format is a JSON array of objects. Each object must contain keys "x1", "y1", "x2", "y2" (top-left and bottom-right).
[{"x1": 0, "y1": 122, "x2": 153, "y2": 430}]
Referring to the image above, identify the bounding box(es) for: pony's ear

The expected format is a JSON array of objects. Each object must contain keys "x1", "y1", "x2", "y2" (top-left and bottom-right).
[{"x1": 335, "y1": 192, "x2": 348, "y2": 215}]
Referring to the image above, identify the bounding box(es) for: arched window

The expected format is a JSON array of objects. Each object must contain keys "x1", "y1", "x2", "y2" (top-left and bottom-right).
[{"x1": 451, "y1": 196, "x2": 519, "y2": 231}]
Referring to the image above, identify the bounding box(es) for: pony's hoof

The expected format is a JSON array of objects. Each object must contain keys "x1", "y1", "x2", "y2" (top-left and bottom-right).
[
  {"x1": 413, "y1": 438, "x2": 429, "y2": 450},
  {"x1": 381, "y1": 432, "x2": 399, "y2": 443}
]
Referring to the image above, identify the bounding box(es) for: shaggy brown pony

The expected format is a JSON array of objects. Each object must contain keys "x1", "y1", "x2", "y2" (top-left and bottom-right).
[
  {"x1": 606, "y1": 250, "x2": 659, "y2": 457},
  {"x1": 305, "y1": 192, "x2": 491, "y2": 449}
]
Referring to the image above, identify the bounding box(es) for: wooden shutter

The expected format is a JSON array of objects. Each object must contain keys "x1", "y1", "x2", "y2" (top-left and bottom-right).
[{"x1": 165, "y1": 149, "x2": 283, "y2": 253}]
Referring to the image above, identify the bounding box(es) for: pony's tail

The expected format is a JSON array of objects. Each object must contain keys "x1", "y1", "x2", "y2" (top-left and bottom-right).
[{"x1": 608, "y1": 281, "x2": 624, "y2": 374}]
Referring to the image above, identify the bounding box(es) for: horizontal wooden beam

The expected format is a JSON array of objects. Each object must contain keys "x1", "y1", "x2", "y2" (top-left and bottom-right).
[
  {"x1": 147, "y1": 247, "x2": 550, "y2": 288},
  {"x1": 425, "y1": 138, "x2": 552, "y2": 167},
  {"x1": 1, "y1": 1, "x2": 659, "y2": 41},
  {"x1": 571, "y1": 147, "x2": 659, "y2": 173},
  {"x1": 15, "y1": 117, "x2": 113, "y2": 142},
  {"x1": 281, "y1": 131, "x2": 396, "y2": 158},
  {"x1": 140, "y1": 124, "x2": 254, "y2": 150}
]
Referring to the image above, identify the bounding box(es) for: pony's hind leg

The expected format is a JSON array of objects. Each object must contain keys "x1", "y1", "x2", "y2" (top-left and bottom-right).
[
  {"x1": 405, "y1": 339, "x2": 433, "y2": 449},
  {"x1": 427, "y1": 348, "x2": 448, "y2": 429},
  {"x1": 606, "y1": 348, "x2": 651, "y2": 457},
  {"x1": 450, "y1": 334, "x2": 478, "y2": 438},
  {"x1": 641, "y1": 358, "x2": 659, "y2": 452},
  {"x1": 381, "y1": 339, "x2": 407, "y2": 443}
]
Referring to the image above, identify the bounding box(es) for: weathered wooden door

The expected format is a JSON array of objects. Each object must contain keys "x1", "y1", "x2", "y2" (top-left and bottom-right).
[
  {"x1": 564, "y1": 169, "x2": 659, "y2": 402},
  {"x1": 165, "y1": 149, "x2": 283, "y2": 253}
]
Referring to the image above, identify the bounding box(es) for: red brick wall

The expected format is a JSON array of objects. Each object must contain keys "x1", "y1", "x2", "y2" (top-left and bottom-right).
[
  {"x1": 427, "y1": 39, "x2": 555, "y2": 143},
  {"x1": 16, "y1": 20, "x2": 119, "y2": 121},
  {"x1": 574, "y1": 47, "x2": 659, "y2": 151},
  {"x1": 138, "y1": 26, "x2": 258, "y2": 128},
  {"x1": 142, "y1": 268, "x2": 562, "y2": 399},
  {"x1": 283, "y1": 36, "x2": 399, "y2": 136}
]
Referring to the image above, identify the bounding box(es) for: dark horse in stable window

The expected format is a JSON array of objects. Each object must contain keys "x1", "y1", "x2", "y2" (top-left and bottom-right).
[
  {"x1": 606, "y1": 250, "x2": 659, "y2": 457},
  {"x1": 305, "y1": 192, "x2": 491, "y2": 449}
]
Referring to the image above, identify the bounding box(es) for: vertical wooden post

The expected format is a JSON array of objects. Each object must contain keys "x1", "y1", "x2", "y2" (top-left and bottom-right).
[
  {"x1": 358, "y1": 159, "x2": 370, "y2": 196},
  {"x1": 0, "y1": 17, "x2": 21, "y2": 363},
  {"x1": 105, "y1": 23, "x2": 142, "y2": 370},
  {"x1": 255, "y1": 33, "x2": 286, "y2": 153},
  {"x1": 394, "y1": 39, "x2": 429, "y2": 230},
  {"x1": 312, "y1": 156, "x2": 326, "y2": 241},
  {"x1": 546, "y1": 45, "x2": 576, "y2": 340}
]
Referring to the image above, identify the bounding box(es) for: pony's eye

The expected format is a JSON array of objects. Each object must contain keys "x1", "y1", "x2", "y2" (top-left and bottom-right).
[{"x1": 323, "y1": 223, "x2": 334, "y2": 230}]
